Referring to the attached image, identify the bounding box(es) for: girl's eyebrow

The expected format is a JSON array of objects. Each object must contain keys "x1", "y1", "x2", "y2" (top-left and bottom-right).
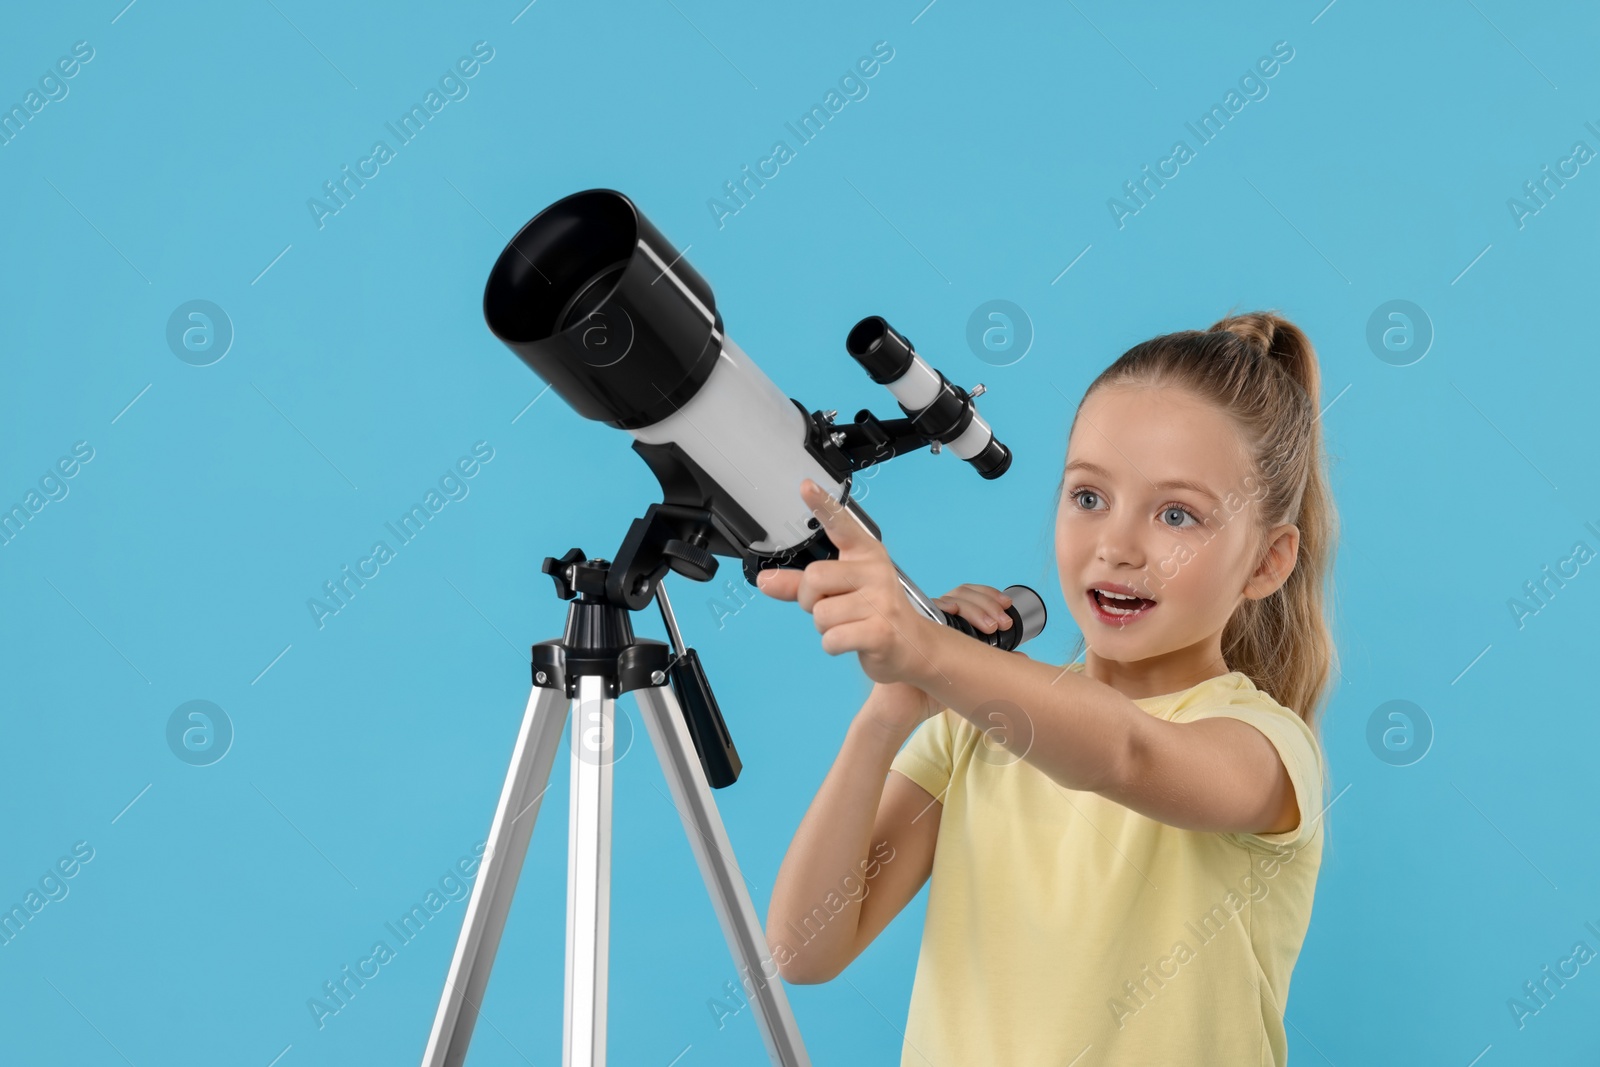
[{"x1": 1064, "y1": 459, "x2": 1221, "y2": 504}]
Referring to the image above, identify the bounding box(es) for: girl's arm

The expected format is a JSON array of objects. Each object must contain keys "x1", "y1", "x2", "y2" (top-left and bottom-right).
[
  {"x1": 765, "y1": 685, "x2": 942, "y2": 985},
  {"x1": 907, "y1": 624, "x2": 1300, "y2": 836},
  {"x1": 757, "y1": 478, "x2": 1296, "y2": 848}
]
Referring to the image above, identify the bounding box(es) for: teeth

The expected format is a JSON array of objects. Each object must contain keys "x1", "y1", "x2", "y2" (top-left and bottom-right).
[{"x1": 1093, "y1": 588, "x2": 1151, "y2": 617}]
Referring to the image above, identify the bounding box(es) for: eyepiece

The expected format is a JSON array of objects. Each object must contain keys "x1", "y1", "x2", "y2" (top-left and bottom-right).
[
  {"x1": 846, "y1": 316, "x2": 915, "y2": 384},
  {"x1": 936, "y1": 584, "x2": 1046, "y2": 651},
  {"x1": 1002, "y1": 585, "x2": 1047, "y2": 646}
]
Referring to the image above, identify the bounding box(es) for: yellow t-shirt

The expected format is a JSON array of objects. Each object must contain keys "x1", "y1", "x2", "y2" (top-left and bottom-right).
[{"x1": 887, "y1": 662, "x2": 1328, "y2": 1067}]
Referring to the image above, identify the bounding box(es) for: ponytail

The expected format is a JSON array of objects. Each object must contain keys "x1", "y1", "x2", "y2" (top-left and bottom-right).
[{"x1": 1204, "y1": 310, "x2": 1340, "y2": 730}]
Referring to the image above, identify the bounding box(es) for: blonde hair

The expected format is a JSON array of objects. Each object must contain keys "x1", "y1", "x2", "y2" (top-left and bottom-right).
[{"x1": 1061, "y1": 309, "x2": 1341, "y2": 730}]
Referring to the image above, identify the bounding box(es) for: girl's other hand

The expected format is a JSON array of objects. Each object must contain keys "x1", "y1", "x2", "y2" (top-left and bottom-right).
[{"x1": 932, "y1": 584, "x2": 1015, "y2": 634}]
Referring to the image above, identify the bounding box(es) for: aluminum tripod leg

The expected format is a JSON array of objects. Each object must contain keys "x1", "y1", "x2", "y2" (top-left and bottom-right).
[
  {"x1": 424, "y1": 675, "x2": 810, "y2": 1066},
  {"x1": 422, "y1": 682, "x2": 570, "y2": 1067},
  {"x1": 634, "y1": 684, "x2": 811, "y2": 1067},
  {"x1": 564, "y1": 674, "x2": 612, "y2": 1065}
]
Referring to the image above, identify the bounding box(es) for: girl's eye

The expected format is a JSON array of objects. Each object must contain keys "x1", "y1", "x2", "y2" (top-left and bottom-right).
[
  {"x1": 1070, "y1": 488, "x2": 1103, "y2": 511},
  {"x1": 1160, "y1": 504, "x2": 1201, "y2": 529}
]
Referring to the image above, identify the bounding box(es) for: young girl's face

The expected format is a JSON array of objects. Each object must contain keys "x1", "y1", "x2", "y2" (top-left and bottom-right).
[{"x1": 1056, "y1": 383, "x2": 1285, "y2": 683}]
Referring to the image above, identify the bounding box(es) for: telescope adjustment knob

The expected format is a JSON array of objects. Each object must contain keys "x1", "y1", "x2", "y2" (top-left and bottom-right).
[
  {"x1": 662, "y1": 538, "x2": 718, "y2": 582},
  {"x1": 541, "y1": 547, "x2": 587, "y2": 600}
]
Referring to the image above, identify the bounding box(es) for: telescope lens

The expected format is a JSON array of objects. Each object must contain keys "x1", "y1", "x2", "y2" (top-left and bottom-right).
[
  {"x1": 482, "y1": 189, "x2": 723, "y2": 429},
  {"x1": 557, "y1": 260, "x2": 629, "y2": 332},
  {"x1": 485, "y1": 191, "x2": 636, "y2": 346}
]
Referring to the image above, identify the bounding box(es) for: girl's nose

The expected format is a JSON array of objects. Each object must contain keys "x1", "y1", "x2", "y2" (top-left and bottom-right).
[
  {"x1": 1096, "y1": 516, "x2": 1146, "y2": 568},
  {"x1": 1097, "y1": 543, "x2": 1142, "y2": 569}
]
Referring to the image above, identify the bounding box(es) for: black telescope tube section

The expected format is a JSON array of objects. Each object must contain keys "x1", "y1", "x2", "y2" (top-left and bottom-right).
[
  {"x1": 846, "y1": 316, "x2": 916, "y2": 385},
  {"x1": 482, "y1": 189, "x2": 723, "y2": 430}
]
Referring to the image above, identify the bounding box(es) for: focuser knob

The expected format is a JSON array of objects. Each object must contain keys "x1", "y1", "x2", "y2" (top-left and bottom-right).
[{"x1": 662, "y1": 538, "x2": 717, "y2": 582}]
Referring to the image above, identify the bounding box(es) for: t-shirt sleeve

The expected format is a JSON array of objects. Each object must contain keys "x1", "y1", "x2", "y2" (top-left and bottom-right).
[
  {"x1": 1180, "y1": 701, "x2": 1327, "y2": 854},
  {"x1": 889, "y1": 708, "x2": 956, "y2": 802}
]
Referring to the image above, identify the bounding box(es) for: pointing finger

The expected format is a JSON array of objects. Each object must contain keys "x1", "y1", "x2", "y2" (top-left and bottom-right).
[{"x1": 799, "y1": 478, "x2": 876, "y2": 555}]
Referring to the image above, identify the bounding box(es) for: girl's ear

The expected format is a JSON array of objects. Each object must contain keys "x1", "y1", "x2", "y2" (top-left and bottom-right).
[{"x1": 1244, "y1": 524, "x2": 1300, "y2": 600}]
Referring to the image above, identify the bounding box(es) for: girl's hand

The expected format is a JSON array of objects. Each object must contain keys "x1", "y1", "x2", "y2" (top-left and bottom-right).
[
  {"x1": 932, "y1": 584, "x2": 1015, "y2": 635},
  {"x1": 861, "y1": 680, "x2": 941, "y2": 735},
  {"x1": 755, "y1": 478, "x2": 939, "y2": 688}
]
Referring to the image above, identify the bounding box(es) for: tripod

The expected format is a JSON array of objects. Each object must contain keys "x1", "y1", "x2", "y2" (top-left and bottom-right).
[{"x1": 421, "y1": 511, "x2": 812, "y2": 1066}]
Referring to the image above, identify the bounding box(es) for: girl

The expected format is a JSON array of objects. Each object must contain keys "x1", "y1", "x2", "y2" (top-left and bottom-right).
[{"x1": 755, "y1": 310, "x2": 1338, "y2": 1066}]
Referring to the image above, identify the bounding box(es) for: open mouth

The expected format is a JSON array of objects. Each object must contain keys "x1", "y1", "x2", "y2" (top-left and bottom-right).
[{"x1": 1088, "y1": 587, "x2": 1157, "y2": 624}]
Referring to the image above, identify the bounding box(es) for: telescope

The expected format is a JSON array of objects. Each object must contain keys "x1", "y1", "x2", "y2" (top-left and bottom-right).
[
  {"x1": 481, "y1": 188, "x2": 1039, "y2": 626},
  {"x1": 424, "y1": 188, "x2": 1047, "y2": 1066}
]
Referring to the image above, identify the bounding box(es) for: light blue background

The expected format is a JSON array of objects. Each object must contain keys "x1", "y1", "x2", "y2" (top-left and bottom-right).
[{"x1": 2, "y1": 0, "x2": 1597, "y2": 1064}]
